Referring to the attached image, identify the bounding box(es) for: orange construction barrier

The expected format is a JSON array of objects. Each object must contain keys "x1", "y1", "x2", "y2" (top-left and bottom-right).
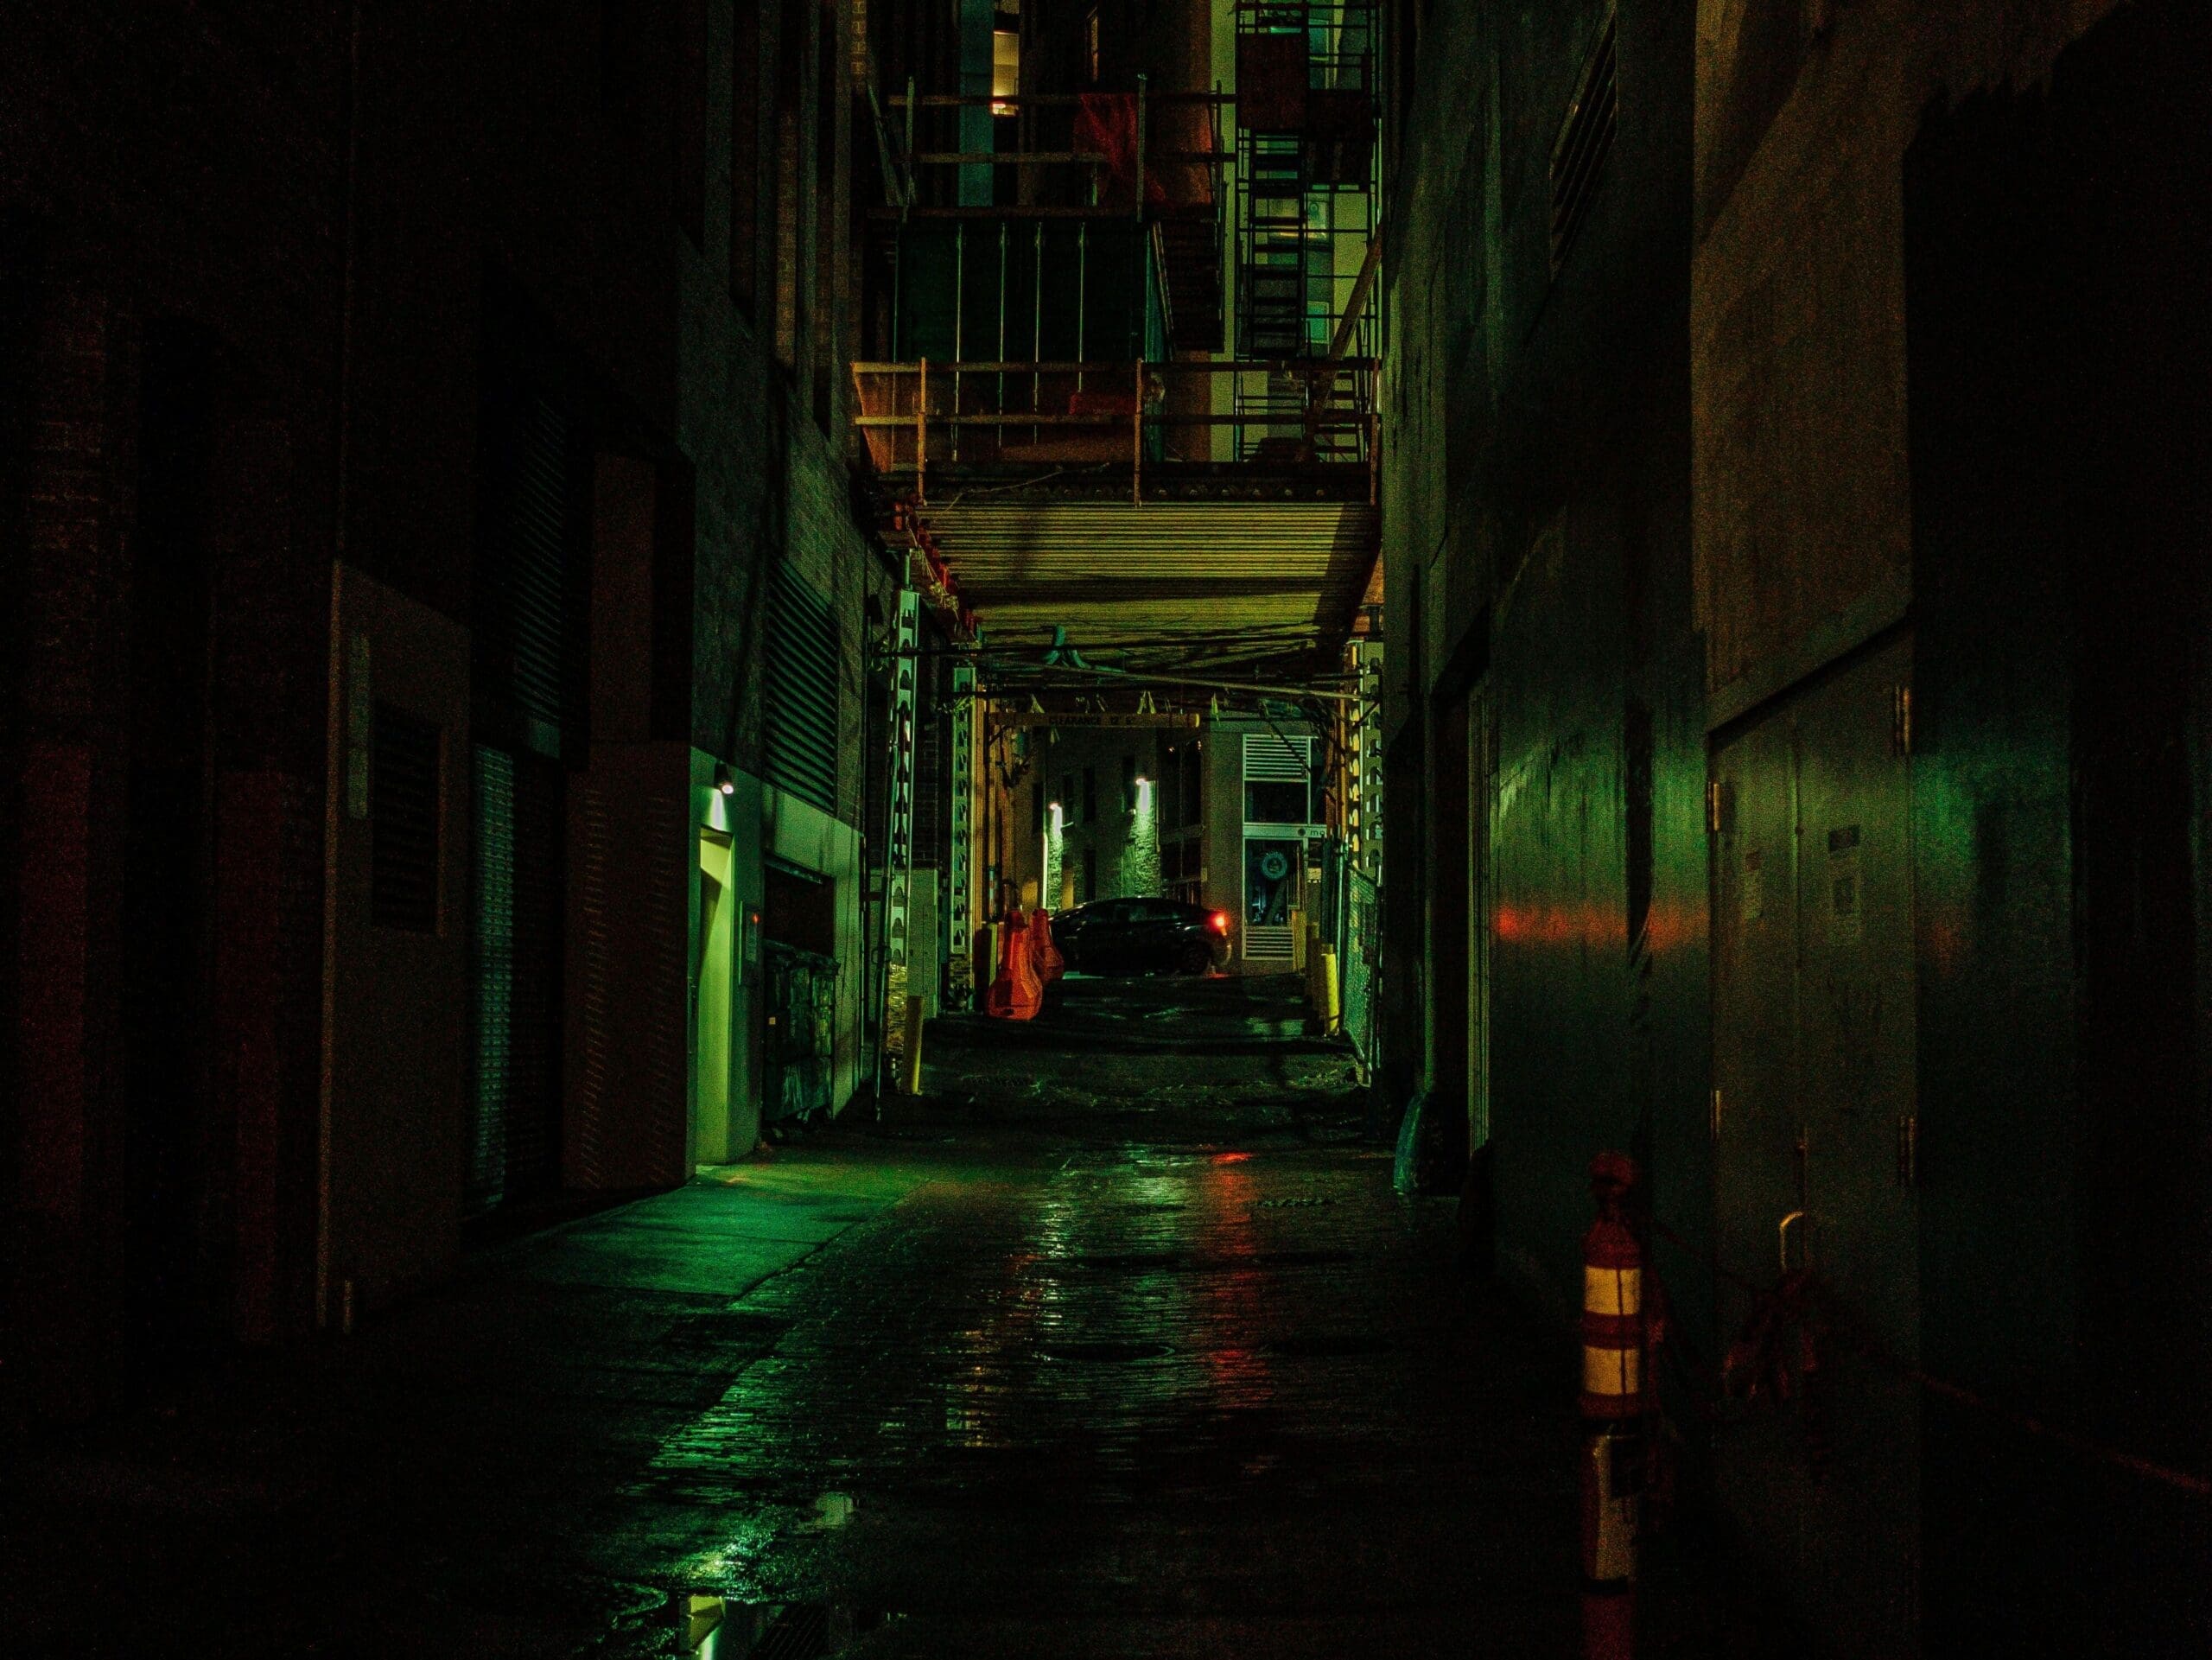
[
  {"x1": 1028, "y1": 909, "x2": 1065, "y2": 984},
  {"x1": 1579, "y1": 1151, "x2": 1654, "y2": 1660},
  {"x1": 982, "y1": 906, "x2": 1043, "y2": 1021}
]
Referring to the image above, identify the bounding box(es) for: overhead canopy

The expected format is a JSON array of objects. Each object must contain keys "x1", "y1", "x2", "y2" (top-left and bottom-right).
[{"x1": 911, "y1": 500, "x2": 1379, "y2": 678}]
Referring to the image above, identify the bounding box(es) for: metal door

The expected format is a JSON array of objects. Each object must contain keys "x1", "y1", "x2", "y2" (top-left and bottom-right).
[{"x1": 1712, "y1": 635, "x2": 1919, "y2": 1656}]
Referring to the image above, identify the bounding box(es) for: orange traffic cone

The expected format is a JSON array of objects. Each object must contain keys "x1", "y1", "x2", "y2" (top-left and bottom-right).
[
  {"x1": 983, "y1": 907, "x2": 1043, "y2": 1021},
  {"x1": 1029, "y1": 910, "x2": 1065, "y2": 984}
]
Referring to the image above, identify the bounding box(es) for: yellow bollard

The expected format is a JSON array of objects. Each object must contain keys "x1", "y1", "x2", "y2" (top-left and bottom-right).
[
  {"x1": 1289, "y1": 907, "x2": 1307, "y2": 974},
  {"x1": 1320, "y1": 947, "x2": 1341, "y2": 1035},
  {"x1": 900, "y1": 994, "x2": 926, "y2": 1095}
]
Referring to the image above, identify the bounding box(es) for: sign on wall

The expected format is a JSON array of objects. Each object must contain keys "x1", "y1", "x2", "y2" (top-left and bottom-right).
[
  {"x1": 883, "y1": 589, "x2": 920, "y2": 1053},
  {"x1": 945, "y1": 664, "x2": 976, "y2": 1008}
]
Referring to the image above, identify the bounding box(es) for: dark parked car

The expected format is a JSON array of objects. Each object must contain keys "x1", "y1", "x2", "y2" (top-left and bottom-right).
[{"x1": 1051, "y1": 897, "x2": 1231, "y2": 976}]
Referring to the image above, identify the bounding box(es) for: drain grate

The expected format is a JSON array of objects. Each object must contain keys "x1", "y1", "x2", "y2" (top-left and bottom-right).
[
  {"x1": 1037, "y1": 1339, "x2": 1171, "y2": 1363},
  {"x1": 1055, "y1": 1248, "x2": 1357, "y2": 1275},
  {"x1": 662, "y1": 1311, "x2": 792, "y2": 1347},
  {"x1": 1065, "y1": 1250, "x2": 1184, "y2": 1272}
]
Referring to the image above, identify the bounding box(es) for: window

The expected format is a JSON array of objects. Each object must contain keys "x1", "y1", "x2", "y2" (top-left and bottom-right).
[
  {"x1": 1084, "y1": 8, "x2": 1100, "y2": 83},
  {"x1": 1246, "y1": 778, "x2": 1309, "y2": 824},
  {"x1": 773, "y1": 0, "x2": 804, "y2": 369},
  {"x1": 992, "y1": 24, "x2": 1020, "y2": 115},
  {"x1": 731, "y1": 0, "x2": 763, "y2": 313},
  {"x1": 1243, "y1": 733, "x2": 1313, "y2": 825},
  {"x1": 1549, "y1": 10, "x2": 1618, "y2": 275},
  {"x1": 811, "y1": 0, "x2": 838, "y2": 429},
  {"x1": 1082, "y1": 765, "x2": 1096, "y2": 824}
]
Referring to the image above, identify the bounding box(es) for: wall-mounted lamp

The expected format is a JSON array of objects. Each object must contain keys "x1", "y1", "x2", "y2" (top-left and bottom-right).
[{"x1": 714, "y1": 763, "x2": 737, "y2": 797}]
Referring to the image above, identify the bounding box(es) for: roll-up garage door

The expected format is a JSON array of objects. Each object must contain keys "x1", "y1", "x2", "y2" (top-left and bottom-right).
[
  {"x1": 467, "y1": 745, "x2": 567, "y2": 1210},
  {"x1": 467, "y1": 384, "x2": 587, "y2": 1215}
]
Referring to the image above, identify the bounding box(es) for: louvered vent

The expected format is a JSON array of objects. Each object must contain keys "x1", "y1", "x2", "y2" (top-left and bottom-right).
[
  {"x1": 476, "y1": 383, "x2": 586, "y2": 755},
  {"x1": 372, "y1": 703, "x2": 442, "y2": 932},
  {"x1": 1242, "y1": 732, "x2": 1312, "y2": 781},
  {"x1": 504, "y1": 398, "x2": 577, "y2": 732},
  {"x1": 1549, "y1": 10, "x2": 1618, "y2": 275},
  {"x1": 767, "y1": 561, "x2": 841, "y2": 815}
]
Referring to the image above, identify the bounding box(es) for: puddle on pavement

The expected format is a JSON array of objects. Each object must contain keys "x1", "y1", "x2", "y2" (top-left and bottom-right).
[{"x1": 679, "y1": 1593, "x2": 902, "y2": 1657}]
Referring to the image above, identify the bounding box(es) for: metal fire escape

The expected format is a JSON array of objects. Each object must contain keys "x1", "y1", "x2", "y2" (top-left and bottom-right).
[{"x1": 1230, "y1": 0, "x2": 1380, "y2": 461}]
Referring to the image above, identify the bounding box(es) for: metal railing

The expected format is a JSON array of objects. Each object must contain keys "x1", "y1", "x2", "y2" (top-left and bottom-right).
[
  {"x1": 881, "y1": 84, "x2": 1229, "y2": 218},
  {"x1": 850, "y1": 357, "x2": 1381, "y2": 501}
]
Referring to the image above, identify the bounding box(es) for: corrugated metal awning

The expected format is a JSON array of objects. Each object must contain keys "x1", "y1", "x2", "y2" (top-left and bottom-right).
[{"x1": 911, "y1": 501, "x2": 1377, "y2": 676}]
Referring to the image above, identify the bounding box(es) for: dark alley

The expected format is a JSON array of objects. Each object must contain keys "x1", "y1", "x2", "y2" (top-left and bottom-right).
[{"x1": 8, "y1": 2, "x2": 2212, "y2": 1655}]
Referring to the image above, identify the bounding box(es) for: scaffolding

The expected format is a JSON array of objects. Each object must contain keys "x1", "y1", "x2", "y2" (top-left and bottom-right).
[{"x1": 1232, "y1": 0, "x2": 1379, "y2": 353}]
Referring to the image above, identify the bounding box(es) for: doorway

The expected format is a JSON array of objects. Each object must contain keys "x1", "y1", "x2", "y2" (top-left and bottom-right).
[
  {"x1": 1242, "y1": 836, "x2": 1301, "y2": 963},
  {"x1": 695, "y1": 831, "x2": 736, "y2": 1162},
  {"x1": 1710, "y1": 636, "x2": 1918, "y2": 1657}
]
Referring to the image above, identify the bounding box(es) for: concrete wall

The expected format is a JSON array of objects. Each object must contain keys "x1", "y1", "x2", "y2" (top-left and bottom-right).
[
  {"x1": 1384, "y1": 0, "x2": 1703, "y2": 1316},
  {"x1": 1388, "y1": 0, "x2": 2208, "y2": 1650}
]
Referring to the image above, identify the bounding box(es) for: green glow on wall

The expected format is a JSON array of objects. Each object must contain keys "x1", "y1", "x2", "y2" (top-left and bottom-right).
[
  {"x1": 1122, "y1": 778, "x2": 1161, "y2": 898},
  {"x1": 1044, "y1": 801, "x2": 1065, "y2": 912}
]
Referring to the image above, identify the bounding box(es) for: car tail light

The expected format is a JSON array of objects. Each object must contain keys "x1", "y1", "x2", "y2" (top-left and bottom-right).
[{"x1": 1208, "y1": 910, "x2": 1230, "y2": 934}]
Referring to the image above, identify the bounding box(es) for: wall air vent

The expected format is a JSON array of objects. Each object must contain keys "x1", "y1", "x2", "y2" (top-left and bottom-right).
[
  {"x1": 1549, "y1": 10, "x2": 1618, "y2": 275},
  {"x1": 766, "y1": 560, "x2": 842, "y2": 816}
]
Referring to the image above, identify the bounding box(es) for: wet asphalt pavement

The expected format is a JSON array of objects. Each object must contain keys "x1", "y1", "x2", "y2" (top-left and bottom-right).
[{"x1": 4, "y1": 971, "x2": 1618, "y2": 1657}]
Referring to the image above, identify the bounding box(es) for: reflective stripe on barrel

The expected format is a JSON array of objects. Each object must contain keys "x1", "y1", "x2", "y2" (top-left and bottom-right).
[{"x1": 1580, "y1": 1214, "x2": 1645, "y2": 1419}]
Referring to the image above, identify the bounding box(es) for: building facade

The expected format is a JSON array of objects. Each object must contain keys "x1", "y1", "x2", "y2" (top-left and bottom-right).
[
  {"x1": 2, "y1": 1, "x2": 887, "y2": 1421},
  {"x1": 996, "y1": 714, "x2": 1331, "y2": 971},
  {"x1": 1383, "y1": 0, "x2": 2210, "y2": 1651}
]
